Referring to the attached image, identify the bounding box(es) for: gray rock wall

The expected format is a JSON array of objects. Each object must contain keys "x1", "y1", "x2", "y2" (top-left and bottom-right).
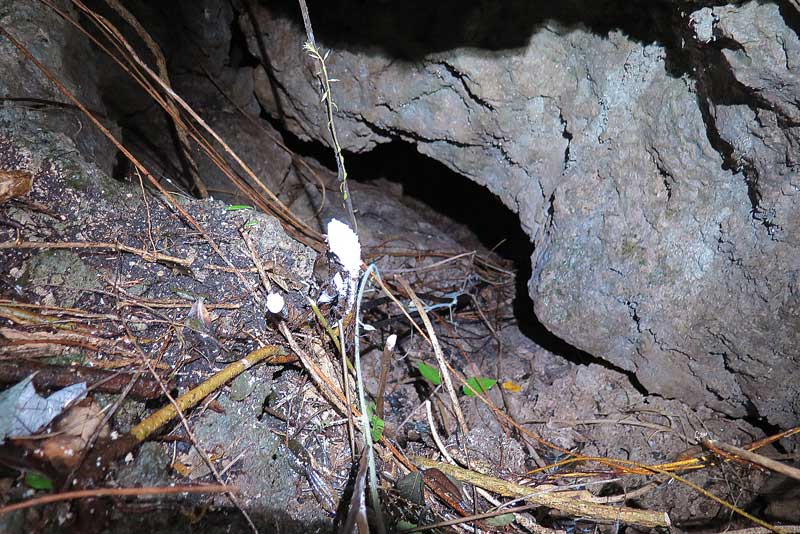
[
  {"x1": 0, "y1": 0, "x2": 118, "y2": 175},
  {"x1": 244, "y1": 1, "x2": 800, "y2": 427}
]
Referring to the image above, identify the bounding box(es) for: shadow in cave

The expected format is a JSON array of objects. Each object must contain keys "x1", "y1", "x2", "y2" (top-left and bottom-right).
[
  {"x1": 313, "y1": 136, "x2": 620, "y2": 371},
  {"x1": 263, "y1": 115, "x2": 654, "y2": 392},
  {"x1": 262, "y1": 0, "x2": 681, "y2": 59}
]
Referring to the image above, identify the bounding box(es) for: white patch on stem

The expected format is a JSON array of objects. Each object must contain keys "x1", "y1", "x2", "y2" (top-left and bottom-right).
[
  {"x1": 326, "y1": 219, "x2": 362, "y2": 310},
  {"x1": 386, "y1": 334, "x2": 397, "y2": 352},
  {"x1": 326, "y1": 219, "x2": 361, "y2": 277}
]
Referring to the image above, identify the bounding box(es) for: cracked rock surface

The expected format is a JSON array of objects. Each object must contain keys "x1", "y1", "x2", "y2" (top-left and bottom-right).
[{"x1": 245, "y1": 0, "x2": 800, "y2": 427}]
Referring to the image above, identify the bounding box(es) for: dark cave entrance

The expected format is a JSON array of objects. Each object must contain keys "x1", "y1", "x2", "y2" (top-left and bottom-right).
[{"x1": 269, "y1": 125, "x2": 640, "y2": 378}]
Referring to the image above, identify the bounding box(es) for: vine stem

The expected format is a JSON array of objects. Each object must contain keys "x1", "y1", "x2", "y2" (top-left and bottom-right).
[{"x1": 296, "y1": 0, "x2": 358, "y2": 234}]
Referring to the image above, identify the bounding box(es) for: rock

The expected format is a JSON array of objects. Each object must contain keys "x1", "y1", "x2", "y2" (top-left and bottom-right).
[
  {"x1": 0, "y1": 0, "x2": 118, "y2": 176},
  {"x1": 243, "y1": 0, "x2": 800, "y2": 427}
]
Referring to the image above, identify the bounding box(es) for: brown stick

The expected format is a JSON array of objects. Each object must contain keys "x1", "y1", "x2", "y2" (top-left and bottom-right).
[
  {"x1": 0, "y1": 484, "x2": 236, "y2": 515},
  {"x1": 397, "y1": 276, "x2": 468, "y2": 434},
  {"x1": 703, "y1": 438, "x2": 800, "y2": 481},
  {"x1": 0, "y1": 239, "x2": 193, "y2": 267},
  {"x1": 410, "y1": 456, "x2": 671, "y2": 528},
  {"x1": 0, "y1": 361, "x2": 169, "y2": 400}
]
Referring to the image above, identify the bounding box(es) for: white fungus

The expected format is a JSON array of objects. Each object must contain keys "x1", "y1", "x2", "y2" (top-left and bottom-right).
[
  {"x1": 326, "y1": 219, "x2": 362, "y2": 310},
  {"x1": 386, "y1": 334, "x2": 397, "y2": 352},
  {"x1": 326, "y1": 219, "x2": 361, "y2": 278},
  {"x1": 266, "y1": 292, "x2": 286, "y2": 314}
]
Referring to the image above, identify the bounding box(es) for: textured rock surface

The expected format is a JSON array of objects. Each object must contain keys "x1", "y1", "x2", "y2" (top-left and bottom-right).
[
  {"x1": 244, "y1": 1, "x2": 800, "y2": 427},
  {"x1": 0, "y1": 0, "x2": 118, "y2": 176}
]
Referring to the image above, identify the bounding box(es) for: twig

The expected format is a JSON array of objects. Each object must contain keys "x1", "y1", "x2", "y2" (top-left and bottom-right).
[
  {"x1": 102, "y1": 0, "x2": 207, "y2": 198},
  {"x1": 240, "y1": 226, "x2": 272, "y2": 293},
  {"x1": 278, "y1": 321, "x2": 347, "y2": 414},
  {"x1": 425, "y1": 400, "x2": 456, "y2": 465},
  {"x1": 370, "y1": 273, "x2": 430, "y2": 343},
  {"x1": 523, "y1": 417, "x2": 676, "y2": 436},
  {"x1": 339, "y1": 319, "x2": 355, "y2": 460},
  {"x1": 402, "y1": 502, "x2": 559, "y2": 534},
  {"x1": 307, "y1": 297, "x2": 342, "y2": 353},
  {"x1": 0, "y1": 484, "x2": 236, "y2": 515},
  {"x1": 381, "y1": 251, "x2": 476, "y2": 274},
  {"x1": 374, "y1": 334, "x2": 396, "y2": 420},
  {"x1": 410, "y1": 456, "x2": 670, "y2": 528},
  {"x1": 397, "y1": 276, "x2": 468, "y2": 436},
  {"x1": 0, "y1": 239, "x2": 193, "y2": 267},
  {"x1": 702, "y1": 438, "x2": 800, "y2": 481},
  {"x1": 0, "y1": 360, "x2": 166, "y2": 400},
  {"x1": 296, "y1": 0, "x2": 358, "y2": 233}
]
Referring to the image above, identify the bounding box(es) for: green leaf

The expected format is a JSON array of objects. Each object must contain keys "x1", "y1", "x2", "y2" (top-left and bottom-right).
[
  {"x1": 370, "y1": 414, "x2": 385, "y2": 442},
  {"x1": 396, "y1": 520, "x2": 417, "y2": 531},
  {"x1": 417, "y1": 362, "x2": 441, "y2": 385},
  {"x1": 243, "y1": 219, "x2": 259, "y2": 228},
  {"x1": 486, "y1": 513, "x2": 516, "y2": 527},
  {"x1": 24, "y1": 471, "x2": 53, "y2": 491},
  {"x1": 365, "y1": 401, "x2": 384, "y2": 442},
  {"x1": 462, "y1": 377, "x2": 497, "y2": 397},
  {"x1": 225, "y1": 204, "x2": 253, "y2": 211}
]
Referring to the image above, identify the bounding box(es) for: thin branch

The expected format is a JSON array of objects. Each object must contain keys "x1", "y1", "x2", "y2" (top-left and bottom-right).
[
  {"x1": 103, "y1": 0, "x2": 208, "y2": 198},
  {"x1": 296, "y1": 0, "x2": 358, "y2": 233},
  {"x1": 397, "y1": 276, "x2": 468, "y2": 435},
  {"x1": 0, "y1": 484, "x2": 237, "y2": 515},
  {"x1": 0, "y1": 239, "x2": 193, "y2": 267},
  {"x1": 410, "y1": 456, "x2": 670, "y2": 528},
  {"x1": 703, "y1": 438, "x2": 800, "y2": 481}
]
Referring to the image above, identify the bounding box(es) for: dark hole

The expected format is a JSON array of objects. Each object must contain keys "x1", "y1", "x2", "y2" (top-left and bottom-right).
[{"x1": 272, "y1": 124, "x2": 650, "y2": 393}]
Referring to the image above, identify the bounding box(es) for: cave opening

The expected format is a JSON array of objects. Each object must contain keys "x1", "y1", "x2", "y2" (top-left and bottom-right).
[{"x1": 268, "y1": 120, "x2": 649, "y2": 393}]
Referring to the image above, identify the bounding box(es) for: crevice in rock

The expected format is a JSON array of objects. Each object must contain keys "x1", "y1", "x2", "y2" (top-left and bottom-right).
[
  {"x1": 271, "y1": 122, "x2": 652, "y2": 394},
  {"x1": 691, "y1": 65, "x2": 771, "y2": 231},
  {"x1": 345, "y1": 138, "x2": 655, "y2": 396},
  {"x1": 681, "y1": 28, "x2": 786, "y2": 236},
  {"x1": 228, "y1": 3, "x2": 261, "y2": 69},
  {"x1": 558, "y1": 108, "x2": 573, "y2": 173},
  {"x1": 433, "y1": 60, "x2": 495, "y2": 112},
  {"x1": 545, "y1": 192, "x2": 555, "y2": 229},
  {"x1": 648, "y1": 148, "x2": 674, "y2": 202},
  {"x1": 238, "y1": 0, "x2": 290, "y2": 125}
]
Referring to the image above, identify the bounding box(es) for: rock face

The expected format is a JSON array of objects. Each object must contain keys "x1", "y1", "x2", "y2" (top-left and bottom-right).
[
  {"x1": 0, "y1": 0, "x2": 118, "y2": 176},
  {"x1": 244, "y1": 1, "x2": 800, "y2": 427}
]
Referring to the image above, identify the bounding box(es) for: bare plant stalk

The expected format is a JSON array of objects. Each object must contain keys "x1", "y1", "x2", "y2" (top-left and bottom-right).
[
  {"x1": 353, "y1": 264, "x2": 386, "y2": 534},
  {"x1": 295, "y1": 0, "x2": 358, "y2": 233}
]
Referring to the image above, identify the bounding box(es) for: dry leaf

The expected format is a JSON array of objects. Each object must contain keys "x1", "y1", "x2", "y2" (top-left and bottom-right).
[
  {"x1": 0, "y1": 169, "x2": 33, "y2": 202},
  {"x1": 36, "y1": 400, "x2": 109, "y2": 468}
]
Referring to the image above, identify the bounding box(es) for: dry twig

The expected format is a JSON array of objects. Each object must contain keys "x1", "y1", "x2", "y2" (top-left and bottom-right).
[
  {"x1": 411, "y1": 456, "x2": 670, "y2": 528},
  {"x1": 0, "y1": 484, "x2": 236, "y2": 516}
]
